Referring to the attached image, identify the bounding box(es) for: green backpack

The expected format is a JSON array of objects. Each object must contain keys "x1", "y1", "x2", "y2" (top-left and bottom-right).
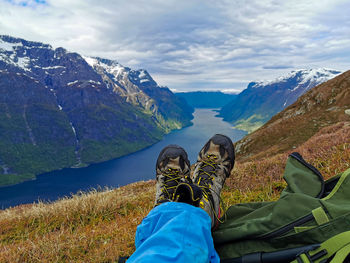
[{"x1": 213, "y1": 152, "x2": 350, "y2": 262}]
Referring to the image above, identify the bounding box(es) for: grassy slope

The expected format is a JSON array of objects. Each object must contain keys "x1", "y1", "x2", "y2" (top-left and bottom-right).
[
  {"x1": 0, "y1": 121, "x2": 349, "y2": 262},
  {"x1": 235, "y1": 70, "x2": 350, "y2": 161}
]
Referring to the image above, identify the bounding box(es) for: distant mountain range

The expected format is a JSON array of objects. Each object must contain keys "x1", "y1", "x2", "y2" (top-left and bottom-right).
[
  {"x1": 0, "y1": 35, "x2": 193, "y2": 186},
  {"x1": 219, "y1": 68, "x2": 342, "y2": 132},
  {"x1": 175, "y1": 91, "x2": 237, "y2": 108},
  {"x1": 235, "y1": 70, "x2": 350, "y2": 161}
]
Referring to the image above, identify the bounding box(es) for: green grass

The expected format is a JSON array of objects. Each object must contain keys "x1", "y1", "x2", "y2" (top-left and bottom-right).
[
  {"x1": 0, "y1": 121, "x2": 349, "y2": 262},
  {"x1": 231, "y1": 114, "x2": 266, "y2": 133},
  {"x1": 0, "y1": 141, "x2": 76, "y2": 185},
  {"x1": 80, "y1": 139, "x2": 157, "y2": 164},
  {"x1": 0, "y1": 173, "x2": 35, "y2": 186}
]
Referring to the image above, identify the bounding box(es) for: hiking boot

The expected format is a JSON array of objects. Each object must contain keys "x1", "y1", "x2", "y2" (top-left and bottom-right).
[
  {"x1": 192, "y1": 134, "x2": 235, "y2": 228},
  {"x1": 155, "y1": 144, "x2": 191, "y2": 205}
]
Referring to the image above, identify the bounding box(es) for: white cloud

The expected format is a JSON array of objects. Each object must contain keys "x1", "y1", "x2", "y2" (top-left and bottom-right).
[{"x1": 0, "y1": 0, "x2": 350, "y2": 92}]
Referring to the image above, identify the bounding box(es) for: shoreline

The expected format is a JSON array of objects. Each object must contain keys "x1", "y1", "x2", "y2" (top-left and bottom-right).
[{"x1": 0, "y1": 121, "x2": 194, "y2": 189}]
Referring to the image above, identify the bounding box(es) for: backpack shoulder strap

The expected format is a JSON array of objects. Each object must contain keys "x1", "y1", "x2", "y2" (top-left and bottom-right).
[
  {"x1": 292, "y1": 231, "x2": 350, "y2": 263},
  {"x1": 330, "y1": 243, "x2": 350, "y2": 263}
]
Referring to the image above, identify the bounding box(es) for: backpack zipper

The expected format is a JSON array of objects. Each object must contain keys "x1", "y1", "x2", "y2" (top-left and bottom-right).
[{"x1": 257, "y1": 213, "x2": 314, "y2": 239}]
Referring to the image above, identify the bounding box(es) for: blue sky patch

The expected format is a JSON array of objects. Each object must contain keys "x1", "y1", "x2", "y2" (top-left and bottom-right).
[{"x1": 5, "y1": 0, "x2": 46, "y2": 6}]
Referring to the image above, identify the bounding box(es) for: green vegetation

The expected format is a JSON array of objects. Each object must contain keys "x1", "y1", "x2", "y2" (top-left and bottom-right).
[
  {"x1": 0, "y1": 121, "x2": 348, "y2": 262},
  {"x1": 0, "y1": 142, "x2": 76, "y2": 182},
  {"x1": 81, "y1": 139, "x2": 155, "y2": 165},
  {"x1": 0, "y1": 94, "x2": 190, "y2": 186},
  {"x1": 0, "y1": 173, "x2": 35, "y2": 186},
  {"x1": 232, "y1": 114, "x2": 266, "y2": 133},
  {"x1": 0, "y1": 102, "x2": 77, "y2": 186}
]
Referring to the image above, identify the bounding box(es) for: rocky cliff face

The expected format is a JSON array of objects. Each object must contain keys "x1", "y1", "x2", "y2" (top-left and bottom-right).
[
  {"x1": 0, "y1": 35, "x2": 193, "y2": 186},
  {"x1": 219, "y1": 69, "x2": 341, "y2": 132},
  {"x1": 83, "y1": 57, "x2": 193, "y2": 132}
]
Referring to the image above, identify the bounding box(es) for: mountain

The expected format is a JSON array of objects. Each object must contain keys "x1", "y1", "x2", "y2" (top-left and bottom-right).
[
  {"x1": 1, "y1": 63, "x2": 349, "y2": 262},
  {"x1": 235, "y1": 70, "x2": 350, "y2": 161},
  {"x1": 83, "y1": 57, "x2": 193, "y2": 132},
  {"x1": 219, "y1": 69, "x2": 342, "y2": 132},
  {"x1": 175, "y1": 91, "x2": 237, "y2": 108},
  {"x1": 1, "y1": 93, "x2": 348, "y2": 261},
  {"x1": 0, "y1": 35, "x2": 193, "y2": 186}
]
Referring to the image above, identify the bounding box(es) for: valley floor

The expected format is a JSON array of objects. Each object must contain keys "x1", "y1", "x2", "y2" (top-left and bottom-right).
[{"x1": 0, "y1": 122, "x2": 349, "y2": 262}]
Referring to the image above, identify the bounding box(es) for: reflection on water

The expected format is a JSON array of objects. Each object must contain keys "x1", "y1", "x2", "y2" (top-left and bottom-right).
[{"x1": 0, "y1": 109, "x2": 246, "y2": 209}]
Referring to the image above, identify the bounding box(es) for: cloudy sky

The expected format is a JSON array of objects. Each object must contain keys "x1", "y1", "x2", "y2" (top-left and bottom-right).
[{"x1": 1, "y1": 0, "x2": 350, "y2": 92}]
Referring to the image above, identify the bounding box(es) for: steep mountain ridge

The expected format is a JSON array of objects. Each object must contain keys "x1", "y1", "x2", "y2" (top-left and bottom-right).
[
  {"x1": 235, "y1": 70, "x2": 350, "y2": 161},
  {"x1": 219, "y1": 69, "x2": 341, "y2": 132},
  {"x1": 83, "y1": 57, "x2": 193, "y2": 131},
  {"x1": 0, "y1": 35, "x2": 193, "y2": 186}
]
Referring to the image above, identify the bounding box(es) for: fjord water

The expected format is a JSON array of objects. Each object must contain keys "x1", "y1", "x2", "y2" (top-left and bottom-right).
[{"x1": 0, "y1": 109, "x2": 246, "y2": 209}]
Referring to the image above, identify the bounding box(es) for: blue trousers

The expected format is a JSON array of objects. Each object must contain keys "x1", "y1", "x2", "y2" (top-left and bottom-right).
[{"x1": 127, "y1": 202, "x2": 220, "y2": 263}]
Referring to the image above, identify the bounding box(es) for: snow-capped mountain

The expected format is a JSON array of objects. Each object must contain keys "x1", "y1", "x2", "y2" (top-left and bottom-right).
[
  {"x1": 83, "y1": 56, "x2": 193, "y2": 131},
  {"x1": 256, "y1": 68, "x2": 340, "y2": 89},
  {"x1": 235, "y1": 70, "x2": 350, "y2": 159},
  {"x1": 0, "y1": 35, "x2": 193, "y2": 186},
  {"x1": 219, "y1": 68, "x2": 342, "y2": 132}
]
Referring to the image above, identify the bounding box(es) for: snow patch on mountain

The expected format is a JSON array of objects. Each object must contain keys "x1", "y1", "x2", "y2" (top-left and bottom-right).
[
  {"x1": 0, "y1": 39, "x2": 23, "y2": 51},
  {"x1": 42, "y1": 66, "x2": 65, "y2": 70},
  {"x1": 83, "y1": 56, "x2": 125, "y2": 77},
  {"x1": 67, "y1": 80, "x2": 79, "y2": 86},
  {"x1": 139, "y1": 70, "x2": 150, "y2": 83},
  {"x1": 298, "y1": 68, "x2": 339, "y2": 85},
  {"x1": 254, "y1": 68, "x2": 341, "y2": 88},
  {"x1": 139, "y1": 70, "x2": 146, "y2": 78},
  {"x1": 83, "y1": 56, "x2": 154, "y2": 87},
  {"x1": 88, "y1": 80, "x2": 101, "y2": 85},
  {"x1": 17, "y1": 57, "x2": 31, "y2": 71},
  {"x1": 83, "y1": 56, "x2": 98, "y2": 67},
  {"x1": 0, "y1": 52, "x2": 31, "y2": 71}
]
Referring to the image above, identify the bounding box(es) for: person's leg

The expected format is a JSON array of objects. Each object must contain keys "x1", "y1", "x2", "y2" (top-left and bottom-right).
[
  {"x1": 127, "y1": 202, "x2": 219, "y2": 263},
  {"x1": 127, "y1": 144, "x2": 218, "y2": 262},
  {"x1": 127, "y1": 135, "x2": 235, "y2": 262}
]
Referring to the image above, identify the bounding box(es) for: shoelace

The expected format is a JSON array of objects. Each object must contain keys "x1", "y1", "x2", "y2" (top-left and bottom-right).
[
  {"x1": 196, "y1": 154, "x2": 217, "y2": 190},
  {"x1": 196, "y1": 154, "x2": 227, "y2": 223},
  {"x1": 160, "y1": 168, "x2": 183, "y2": 201}
]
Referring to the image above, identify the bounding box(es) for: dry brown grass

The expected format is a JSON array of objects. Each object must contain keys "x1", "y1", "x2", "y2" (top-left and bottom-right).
[
  {"x1": 0, "y1": 122, "x2": 349, "y2": 262},
  {"x1": 223, "y1": 122, "x2": 350, "y2": 207},
  {"x1": 0, "y1": 181, "x2": 155, "y2": 262}
]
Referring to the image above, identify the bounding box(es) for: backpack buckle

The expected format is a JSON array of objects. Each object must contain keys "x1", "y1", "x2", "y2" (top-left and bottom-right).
[{"x1": 296, "y1": 246, "x2": 328, "y2": 263}]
